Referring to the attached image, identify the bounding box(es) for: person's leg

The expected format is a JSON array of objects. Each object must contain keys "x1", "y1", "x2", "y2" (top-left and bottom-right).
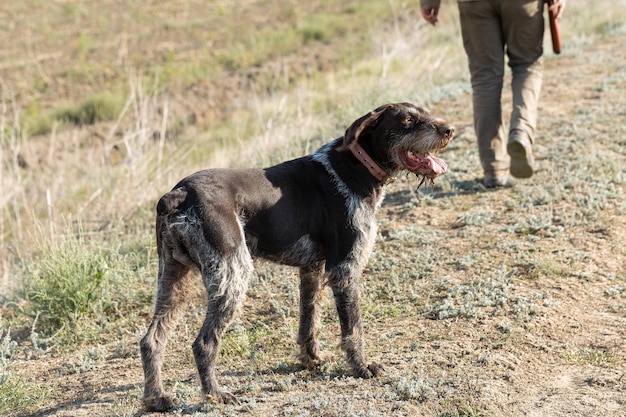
[
  {"x1": 459, "y1": 0, "x2": 510, "y2": 184},
  {"x1": 502, "y1": 0, "x2": 544, "y2": 178}
]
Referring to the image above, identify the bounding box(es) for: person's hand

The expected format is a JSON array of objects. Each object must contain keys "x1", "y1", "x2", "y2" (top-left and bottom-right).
[
  {"x1": 420, "y1": 7, "x2": 440, "y2": 25},
  {"x1": 548, "y1": 0, "x2": 565, "y2": 20}
]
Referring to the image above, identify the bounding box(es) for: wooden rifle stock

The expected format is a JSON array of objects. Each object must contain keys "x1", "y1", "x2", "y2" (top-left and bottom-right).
[{"x1": 546, "y1": 0, "x2": 561, "y2": 54}]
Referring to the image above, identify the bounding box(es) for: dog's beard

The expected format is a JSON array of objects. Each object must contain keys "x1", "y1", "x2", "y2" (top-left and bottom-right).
[{"x1": 411, "y1": 172, "x2": 436, "y2": 189}]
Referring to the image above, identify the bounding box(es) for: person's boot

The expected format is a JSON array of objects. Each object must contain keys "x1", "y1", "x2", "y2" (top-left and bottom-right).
[
  {"x1": 482, "y1": 169, "x2": 510, "y2": 188},
  {"x1": 507, "y1": 130, "x2": 534, "y2": 178}
]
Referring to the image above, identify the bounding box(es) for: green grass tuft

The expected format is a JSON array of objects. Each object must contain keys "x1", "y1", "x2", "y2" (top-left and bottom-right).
[
  {"x1": 22, "y1": 233, "x2": 111, "y2": 331},
  {"x1": 23, "y1": 91, "x2": 126, "y2": 136},
  {"x1": 53, "y1": 92, "x2": 126, "y2": 126},
  {"x1": 0, "y1": 373, "x2": 50, "y2": 417},
  {"x1": 19, "y1": 224, "x2": 155, "y2": 344},
  {"x1": 0, "y1": 329, "x2": 50, "y2": 417},
  {"x1": 298, "y1": 14, "x2": 346, "y2": 44}
]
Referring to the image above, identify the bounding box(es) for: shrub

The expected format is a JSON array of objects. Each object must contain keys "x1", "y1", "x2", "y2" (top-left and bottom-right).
[
  {"x1": 20, "y1": 225, "x2": 155, "y2": 343},
  {"x1": 22, "y1": 231, "x2": 111, "y2": 331},
  {"x1": 394, "y1": 375, "x2": 437, "y2": 402},
  {"x1": 53, "y1": 92, "x2": 125, "y2": 126}
]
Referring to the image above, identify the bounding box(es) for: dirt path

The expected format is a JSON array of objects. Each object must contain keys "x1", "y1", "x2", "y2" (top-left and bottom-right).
[{"x1": 16, "y1": 30, "x2": 626, "y2": 417}]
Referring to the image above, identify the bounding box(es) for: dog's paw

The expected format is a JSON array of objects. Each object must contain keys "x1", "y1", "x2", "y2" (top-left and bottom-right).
[
  {"x1": 206, "y1": 389, "x2": 239, "y2": 405},
  {"x1": 353, "y1": 362, "x2": 384, "y2": 379},
  {"x1": 367, "y1": 362, "x2": 384, "y2": 377},
  {"x1": 298, "y1": 349, "x2": 332, "y2": 369},
  {"x1": 144, "y1": 393, "x2": 178, "y2": 411}
]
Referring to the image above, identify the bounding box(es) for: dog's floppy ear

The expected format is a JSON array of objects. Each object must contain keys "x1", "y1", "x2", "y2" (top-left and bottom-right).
[{"x1": 337, "y1": 105, "x2": 389, "y2": 151}]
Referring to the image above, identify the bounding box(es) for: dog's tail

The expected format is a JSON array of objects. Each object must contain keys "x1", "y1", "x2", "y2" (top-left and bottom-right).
[
  {"x1": 156, "y1": 187, "x2": 196, "y2": 266},
  {"x1": 157, "y1": 187, "x2": 188, "y2": 216}
]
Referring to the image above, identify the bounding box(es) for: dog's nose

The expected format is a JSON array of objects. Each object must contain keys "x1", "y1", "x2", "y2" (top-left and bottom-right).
[{"x1": 439, "y1": 125, "x2": 454, "y2": 138}]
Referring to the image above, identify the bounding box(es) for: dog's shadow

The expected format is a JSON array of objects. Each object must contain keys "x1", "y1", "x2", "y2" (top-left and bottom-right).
[
  {"x1": 385, "y1": 177, "x2": 509, "y2": 206},
  {"x1": 231, "y1": 360, "x2": 349, "y2": 379}
]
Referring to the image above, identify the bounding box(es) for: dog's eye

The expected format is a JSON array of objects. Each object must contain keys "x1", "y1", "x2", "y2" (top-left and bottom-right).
[{"x1": 404, "y1": 116, "x2": 413, "y2": 125}]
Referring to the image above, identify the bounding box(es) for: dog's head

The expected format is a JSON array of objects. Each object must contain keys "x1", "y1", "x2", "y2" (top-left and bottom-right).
[{"x1": 338, "y1": 102, "x2": 454, "y2": 179}]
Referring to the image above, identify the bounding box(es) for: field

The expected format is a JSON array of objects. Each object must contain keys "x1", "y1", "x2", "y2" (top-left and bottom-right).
[{"x1": 1, "y1": 1, "x2": 625, "y2": 416}]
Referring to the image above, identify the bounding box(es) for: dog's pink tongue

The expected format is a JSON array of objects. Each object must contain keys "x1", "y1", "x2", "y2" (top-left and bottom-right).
[
  {"x1": 423, "y1": 154, "x2": 447, "y2": 175},
  {"x1": 405, "y1": 152, "x2": 447, "y2": 176}
]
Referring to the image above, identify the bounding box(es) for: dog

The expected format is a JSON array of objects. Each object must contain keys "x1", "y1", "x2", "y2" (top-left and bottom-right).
[{"x1": 140, "y1": 102, "x2": 454, "y2": 411}]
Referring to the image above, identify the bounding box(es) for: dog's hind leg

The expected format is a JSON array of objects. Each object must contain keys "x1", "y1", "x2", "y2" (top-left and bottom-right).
[
  {"x1": 193, "y1": 244, "x2": 252, "y2": 404},
  {"x1": 140, "y1": 256, "x2": 193, "y2": 411},
  {"x1": 297, "y1": 261, "x2": 328, "y2": 368}
]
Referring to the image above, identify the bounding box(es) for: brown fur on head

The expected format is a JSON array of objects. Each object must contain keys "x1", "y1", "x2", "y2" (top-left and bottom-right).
[
  {"x1": 337, "y1": 106, "x2": 387, "y2": 152},
  {"x1": 338, "y1": 103, "x2": 454, "y2": 179}
]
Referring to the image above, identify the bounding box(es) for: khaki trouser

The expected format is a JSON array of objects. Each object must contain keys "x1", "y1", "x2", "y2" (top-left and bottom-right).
[{"x1": 458, "y1": 0, "x2": 544, "y2": 174}]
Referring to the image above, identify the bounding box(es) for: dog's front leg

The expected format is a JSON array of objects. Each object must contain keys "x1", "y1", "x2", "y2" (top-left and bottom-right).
[{"x1": 330, "y1": 270, "x2": 383, "y2": 378}]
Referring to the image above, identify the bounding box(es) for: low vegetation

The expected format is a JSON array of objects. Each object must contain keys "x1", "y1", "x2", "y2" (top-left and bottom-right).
[{"x1": 1, "y1": 0, "x2": 625, "y2": 416}]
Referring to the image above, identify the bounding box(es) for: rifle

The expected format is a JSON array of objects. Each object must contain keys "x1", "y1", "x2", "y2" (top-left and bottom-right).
[{"x1": 545, "y1": 0, "x2": 562, "y2": 54}]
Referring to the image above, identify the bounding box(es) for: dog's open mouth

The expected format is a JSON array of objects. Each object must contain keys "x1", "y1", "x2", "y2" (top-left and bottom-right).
[{"x1": 400, "y1": 149, "x2": 448, "y2": 177}]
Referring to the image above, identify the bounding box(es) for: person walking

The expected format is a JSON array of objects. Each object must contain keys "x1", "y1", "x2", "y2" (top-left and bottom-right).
[{"x1": 420, "y1": 0, "x2": 565, "y2": 187}]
